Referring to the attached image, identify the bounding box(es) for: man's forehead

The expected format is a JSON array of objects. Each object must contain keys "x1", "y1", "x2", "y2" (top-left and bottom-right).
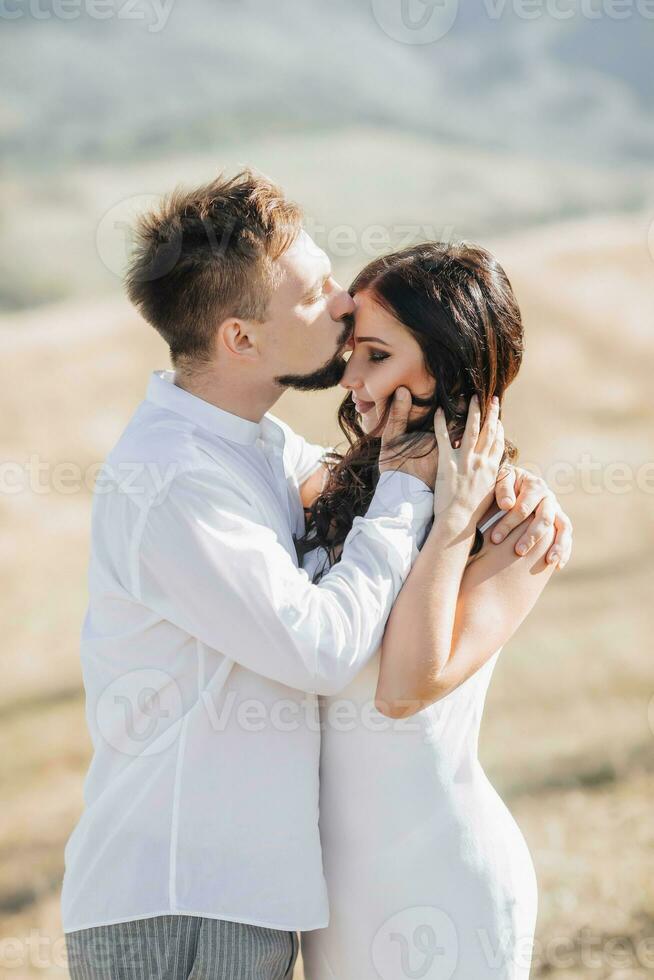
[{"x1": 283, "y1": 230, "x2": 331, "y2": 280}]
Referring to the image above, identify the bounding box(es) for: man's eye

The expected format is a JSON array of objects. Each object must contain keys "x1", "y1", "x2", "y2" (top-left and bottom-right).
[{"x1": 369, "y1": 351, "x2": 389, "y2": 363}]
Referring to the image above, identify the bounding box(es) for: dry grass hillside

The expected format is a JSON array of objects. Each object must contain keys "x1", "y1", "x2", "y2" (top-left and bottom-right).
[{"x1": 0, "y1": 211, "x2": 652, "y2": 978}]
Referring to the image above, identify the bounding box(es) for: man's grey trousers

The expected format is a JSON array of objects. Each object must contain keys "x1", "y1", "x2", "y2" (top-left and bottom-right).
[{"x1": 65, "y1": 913, "x2": 299, "y2": 979}]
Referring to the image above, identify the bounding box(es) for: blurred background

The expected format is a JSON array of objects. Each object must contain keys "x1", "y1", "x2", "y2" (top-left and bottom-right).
[{"x1": 1, "y1": 1, "x2": 654, "y2": 976}]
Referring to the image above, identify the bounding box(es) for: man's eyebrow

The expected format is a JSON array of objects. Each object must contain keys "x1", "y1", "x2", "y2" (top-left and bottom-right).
[
  {"x1": 301, "y1": 272, "x2": 330, "y2": 299},
  {"x1": 355, "y1": 336, "x2": 392, "y2": 346}
]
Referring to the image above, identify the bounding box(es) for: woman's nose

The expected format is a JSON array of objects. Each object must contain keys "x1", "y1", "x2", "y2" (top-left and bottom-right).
[{"x1": 340, "y1": 358, "x2": 363, "y2": 390}]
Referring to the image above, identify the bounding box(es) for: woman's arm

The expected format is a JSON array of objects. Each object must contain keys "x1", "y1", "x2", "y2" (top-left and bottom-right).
[
  {"x1": 374, "y1": 508, "x2": 556, "y2": 718},
  {"x1": 299, "y1": 463, "x2": 329, "y2": 510}
]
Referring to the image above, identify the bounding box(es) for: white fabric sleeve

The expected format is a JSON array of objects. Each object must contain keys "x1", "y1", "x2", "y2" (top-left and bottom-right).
[
  {"x1": 135, "y1": 468, "x2": 434, "y2": 696},
  {"x1": 267, "y1": 413, "x2": 332, "y2": 485}
]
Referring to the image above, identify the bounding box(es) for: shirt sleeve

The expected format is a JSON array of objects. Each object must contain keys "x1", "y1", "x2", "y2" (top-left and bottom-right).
[
  {"x1": 135, "y1": 468, "x2": 434, "y2": 696},
  {"x1": 267, "y1": 413, "x2": 332, "y2": 485}
]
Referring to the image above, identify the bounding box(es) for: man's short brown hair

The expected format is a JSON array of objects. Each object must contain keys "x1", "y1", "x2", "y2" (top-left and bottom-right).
[{"x1": 125, "y1": 169, "x2": 303, "y2": 365}]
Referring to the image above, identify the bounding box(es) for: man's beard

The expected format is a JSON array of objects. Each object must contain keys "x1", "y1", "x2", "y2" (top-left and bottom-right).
[{"x1": 274, "y1": 318, "x2": 352, "y2": 392}]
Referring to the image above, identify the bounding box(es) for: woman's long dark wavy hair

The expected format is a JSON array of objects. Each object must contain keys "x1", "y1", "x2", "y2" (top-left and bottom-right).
[{"x1": 296, "y1": 242, "x2": 524, "y2": 581}]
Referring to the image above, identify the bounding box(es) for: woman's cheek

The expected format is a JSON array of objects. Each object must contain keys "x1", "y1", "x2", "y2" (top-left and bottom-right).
[{"x1": 374, "y1": 380, "x2": 396, "y2": 407}]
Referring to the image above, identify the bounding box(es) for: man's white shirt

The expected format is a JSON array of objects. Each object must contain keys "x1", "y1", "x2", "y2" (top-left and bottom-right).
[{"x1": 61, "y1": 369, "x2": 434, "y2": 933}]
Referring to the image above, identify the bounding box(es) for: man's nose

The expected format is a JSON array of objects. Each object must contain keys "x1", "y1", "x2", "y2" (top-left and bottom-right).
[{"x1": 330, "y1": 287, "x2": 355, "y2": 322}]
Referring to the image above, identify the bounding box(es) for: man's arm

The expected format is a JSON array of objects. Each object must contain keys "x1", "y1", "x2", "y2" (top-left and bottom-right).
[
  {"x1": 492, "y1": 465, "x2": 573, "y2": 569},
  {"x1": 298, "y1": 455, "x2": 574, "y2": 568},
  {"x1": 135, "y1": 466, "x2": 434, "y2": 698}
]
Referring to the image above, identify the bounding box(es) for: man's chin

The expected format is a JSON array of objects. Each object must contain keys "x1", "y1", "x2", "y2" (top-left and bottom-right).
[{"x1": 274, "y1": 353, "x2": 347, "y2": 392}]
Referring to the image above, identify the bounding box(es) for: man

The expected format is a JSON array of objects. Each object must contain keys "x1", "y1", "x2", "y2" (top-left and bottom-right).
[{"x1": 62, "y1": 170, "x2": 572, "y2": 979}]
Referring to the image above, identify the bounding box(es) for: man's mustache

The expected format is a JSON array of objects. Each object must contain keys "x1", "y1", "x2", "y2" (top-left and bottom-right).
[{"x1": 273, "y1": 316, "x2": 354, "y2": 391}]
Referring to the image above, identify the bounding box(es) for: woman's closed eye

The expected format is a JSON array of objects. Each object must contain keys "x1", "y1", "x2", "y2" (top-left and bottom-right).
[{"x1": 369, "y1": 350, "x2": 389, "y2": 363}]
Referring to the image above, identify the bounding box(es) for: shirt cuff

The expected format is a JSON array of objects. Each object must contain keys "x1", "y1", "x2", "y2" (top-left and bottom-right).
[
  {"x1": 352, "y1": 470, "x2": 433, "y2": 570},
  {"x1": 367, "y1": 470, "x2": 433, "y2": 520}
]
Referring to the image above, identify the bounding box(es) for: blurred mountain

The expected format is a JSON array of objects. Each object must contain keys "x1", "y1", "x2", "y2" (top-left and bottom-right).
[
  {"x1": 3, "y1": 0, "x2": 654, "y2": 169},
  {"x1": 2, "y1": 0, "x2": 653, "y2": 311}
]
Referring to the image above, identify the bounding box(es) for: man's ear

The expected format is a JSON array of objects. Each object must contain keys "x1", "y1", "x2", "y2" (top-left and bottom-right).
[{"x1": 218, "y1": 318, "x2": 258, "y2": 358}]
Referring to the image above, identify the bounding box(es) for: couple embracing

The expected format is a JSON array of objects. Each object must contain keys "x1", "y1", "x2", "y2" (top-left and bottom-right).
[{"x1": 62, "y1": 170, "x2": 572, "y2": 980}]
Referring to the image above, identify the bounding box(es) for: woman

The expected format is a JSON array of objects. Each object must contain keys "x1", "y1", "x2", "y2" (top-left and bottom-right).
[{"x1": 298, "y1": 242, "x2": 556, "y2": 979}]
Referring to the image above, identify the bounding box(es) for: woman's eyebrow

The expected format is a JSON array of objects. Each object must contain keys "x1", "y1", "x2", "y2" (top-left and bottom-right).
[{"x1": 355, "y1": 336, "x2": 392, "y2": 346}]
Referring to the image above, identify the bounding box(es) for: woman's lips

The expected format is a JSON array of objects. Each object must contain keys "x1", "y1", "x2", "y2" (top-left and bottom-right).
[{"x1": 353, "y1": 396, "x2": 375, "y2": 415}]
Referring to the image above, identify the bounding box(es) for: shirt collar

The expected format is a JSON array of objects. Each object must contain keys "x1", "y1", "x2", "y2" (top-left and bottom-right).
[{"x1": 146, "y1": 370, "x2": 285, "y2": 448}]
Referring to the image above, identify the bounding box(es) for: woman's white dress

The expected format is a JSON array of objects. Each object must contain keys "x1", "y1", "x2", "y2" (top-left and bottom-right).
[{"x1": 301, "y1": 510, "x2": 538, "y2": 980}]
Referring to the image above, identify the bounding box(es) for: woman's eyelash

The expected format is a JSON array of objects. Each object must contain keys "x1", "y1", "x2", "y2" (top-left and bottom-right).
[{"x1": 368, "y1": 351, "x2": 389, "y2": 363}]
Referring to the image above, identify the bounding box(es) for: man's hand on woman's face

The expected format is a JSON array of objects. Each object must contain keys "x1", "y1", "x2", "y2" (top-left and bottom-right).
[
  {"x1": 377, "y1": 387, "x2": 440, "y2": 488},
  {"x1": 490, "y1": 465, "x2": 573, "y2": 570}
]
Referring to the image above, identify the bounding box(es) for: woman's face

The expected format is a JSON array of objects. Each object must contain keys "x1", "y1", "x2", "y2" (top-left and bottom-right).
[{"x1": 340, "y1": 289, "x2": 436, "y2": 435}]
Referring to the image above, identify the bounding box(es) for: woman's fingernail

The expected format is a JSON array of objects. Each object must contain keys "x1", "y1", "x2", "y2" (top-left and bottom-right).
[
  {"x1": 492, "y1": 531, "x2": 502, "y2": 543},
  {"x1": 499, "y1": 496, "x2": 513, "y2": 507},
  {"x1": 517, "y1": 544, "x2": 527, "y2": 555}
]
